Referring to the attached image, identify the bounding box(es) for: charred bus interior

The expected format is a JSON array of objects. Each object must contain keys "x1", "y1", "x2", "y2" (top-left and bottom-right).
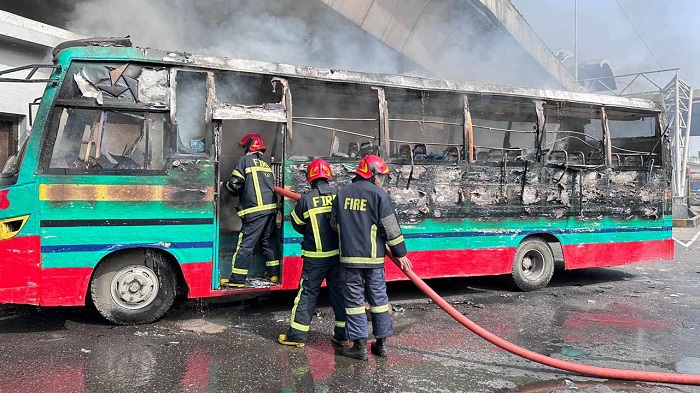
[{"x1": 282, "y1": 81, "x2": 667, "y2": 225}]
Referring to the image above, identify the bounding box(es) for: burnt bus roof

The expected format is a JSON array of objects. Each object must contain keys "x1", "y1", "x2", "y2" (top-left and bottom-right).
[{"x1": 53, "y1": 37, "x2": 663, "y2": 113}]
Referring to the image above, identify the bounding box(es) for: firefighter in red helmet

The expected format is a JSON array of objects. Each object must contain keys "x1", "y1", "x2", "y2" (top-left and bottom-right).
[
  {"x1": 220, "y1": 133, "x2": 280, "y2": 288},
  {"x1": 278, "y1": 158, "x2": 348, "y2": 348},
  {"x1": 330, "y1": 155, "x2": 412, "y2": 360}
]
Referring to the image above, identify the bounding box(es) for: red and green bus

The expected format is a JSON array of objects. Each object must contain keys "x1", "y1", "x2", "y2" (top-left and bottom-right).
[{"x1": 0, "y1": 38, "x2": 672, "y2": 324}]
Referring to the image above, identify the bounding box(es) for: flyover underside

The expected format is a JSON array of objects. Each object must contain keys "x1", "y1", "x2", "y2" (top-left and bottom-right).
[{"x1": 321, "y1": 0, "x2": 576, "y2": 90}]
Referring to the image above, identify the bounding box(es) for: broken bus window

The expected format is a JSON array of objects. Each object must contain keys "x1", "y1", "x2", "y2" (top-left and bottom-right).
[
  {"x1": 289, "y1": 80, "x2": 379, "y2": 160},
  {"x1": 43, "y1": 107, "x2": 166, "y2": 172},
  {"x1": 469, "y1": 95, "x2": 537, "y2": 163},
  {"x1": 387, "y1": 89, "x2": 463, "y2": 161}
]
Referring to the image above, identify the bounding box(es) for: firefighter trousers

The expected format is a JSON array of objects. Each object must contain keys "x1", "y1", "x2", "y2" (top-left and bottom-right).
[
  {"x1": 286, "y1": 257, "x2": 347, "y2": 343},
  {"x1": 230, "y1": 213, "x2": 280, "y2": 284},
  {"x1": 342, "y1": 266, "x2": 393, "y2": 341}
]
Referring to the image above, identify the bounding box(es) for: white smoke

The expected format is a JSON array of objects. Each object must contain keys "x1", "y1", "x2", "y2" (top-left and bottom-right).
[
  {"x1": 64, "y1": 0, "x2": 565, "y2": 89},
  {"x1": 65, "y1": 0, "x2": 428, "y2": 78}
]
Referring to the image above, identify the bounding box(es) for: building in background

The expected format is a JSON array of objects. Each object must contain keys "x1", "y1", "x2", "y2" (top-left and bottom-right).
[{"x1": 0, "y1": 10, "x2": 82, "y2": 167}]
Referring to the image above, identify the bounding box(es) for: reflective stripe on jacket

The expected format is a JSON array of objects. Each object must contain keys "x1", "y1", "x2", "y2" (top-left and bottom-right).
[
  {"x1": 291, "y1": 181, "x2": 339, "y2": 259},
  {"x1": 331, "y1": 178, "x2": 407, "y2": 268},
  {"x1": 226, "y1": 152, "x2": 277, "y2": 218}
]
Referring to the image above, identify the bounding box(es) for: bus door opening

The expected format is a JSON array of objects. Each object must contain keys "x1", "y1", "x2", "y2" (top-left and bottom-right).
[
  {"x1": 210, "y1": 72, "x2": 287, "y2": 289},
  {"x1": 216, "y1": 120, "x2": 284, "y2": 288}
]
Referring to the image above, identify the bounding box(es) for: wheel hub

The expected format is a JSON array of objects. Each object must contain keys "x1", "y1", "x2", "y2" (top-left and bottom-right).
[
  {"x1": 521, "y1": 250, "x2": 544, "y2": 279},
  {"x1": 111, "y1": 266, "x2": 159, "y2": 310}
]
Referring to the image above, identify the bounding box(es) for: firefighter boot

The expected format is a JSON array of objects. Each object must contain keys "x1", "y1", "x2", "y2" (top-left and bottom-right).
[
  {"x1": 277, "y1": 333, "x2": 305, "y2": 348},
  {"x1": 219, "y1": 278, "x2": 245, "y2": 289},
  {"x1": 330, "y1": 332, "x2": 350, "y2": 350},
  {"x1": 339, "y1": 339, "x2": 368, "y2": 361},
  {"x1": 371, "y1": 337, "x2": 387, "y2": 357},
  {"x1": 263, "y1": 272, "x2": 279, "y2": 283}
]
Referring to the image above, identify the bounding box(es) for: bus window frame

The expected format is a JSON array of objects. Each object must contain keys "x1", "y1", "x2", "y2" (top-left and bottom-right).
[
  {"x1": 384, "y1": 88, "x2": 466, "y2": 164},
  {"x1": 169, "y1": 68, "x2": 214, "y2": 160},
  {"x1": 604, "y1": 107, "x2": 662, "y2": 169},
  {"x1": 287, "y1": 80, "x2": 381, "y2": 161},
  {"x1": 38, "y1": 105, "x2": 170, "y2": 176},
  {"x1": 466, "y1": 94, "x2": 539, "y2": 166}
]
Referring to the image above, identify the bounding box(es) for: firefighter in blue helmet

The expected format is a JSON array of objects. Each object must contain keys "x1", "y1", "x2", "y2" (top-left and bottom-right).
[
  {"x1": 278, "y1": 158, "x2": 349, "y2": 348},
  {"x1": 330, "y1": 155, "x2": 412, "y2": 360},
  {"x1": 220, "y1": 133, "x2": 280, "y2": 288}
]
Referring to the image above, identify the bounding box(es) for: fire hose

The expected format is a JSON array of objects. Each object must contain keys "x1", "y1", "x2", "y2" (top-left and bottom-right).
[{"x1": 274, "y1": 186, "x2": 700, "y2": 385}]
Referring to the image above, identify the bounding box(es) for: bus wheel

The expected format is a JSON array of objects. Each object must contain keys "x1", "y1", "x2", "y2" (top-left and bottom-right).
[
  {"x1": 511, "y1": 238, "x2": 554, "y2": 291},
  {"x1": 90, "y1": 249, "x2": 177, "y2": 325}
]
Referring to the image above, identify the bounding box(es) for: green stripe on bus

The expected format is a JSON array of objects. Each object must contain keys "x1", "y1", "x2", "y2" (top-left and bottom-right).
[
  {"x1": 40, "y1": 225, "x2": 214, "y2": 246},
  {"x1": 39, "y1": 201, "x2": 213, "y2": 219},
  {"x1": 281, "y1": 217, "x2": 670, "y2": 256},
  {"x1": 42, "y1": 249, "x2": 212, "y2": 269}
]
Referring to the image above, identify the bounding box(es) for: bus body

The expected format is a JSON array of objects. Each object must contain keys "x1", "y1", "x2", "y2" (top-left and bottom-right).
[{"x1": 0, "y1": 38, "x2": 672, "y2": 323}]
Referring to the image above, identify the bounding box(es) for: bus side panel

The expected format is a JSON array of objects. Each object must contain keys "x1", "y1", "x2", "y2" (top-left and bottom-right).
[
  {"x1": 181, "y1": 262, "x2": 217, "y2": 298},
  {"x1": 280, "y1": 256, "x2": 303, "y2": 291},
  {"x1": 0, "y1": 236, "x2": 41, "y2": 304},
  {"x1": 563, "y1": 239, "x2": 674, "y2": 270},
  {"x1": 561, "y1": 216, "x2": 673, "y2": 270},
  {"x1": 0, "y1": 183, "x2": 40, "y2": 305},
  {"x1": 384, "y1": 248, "x2": 516, "y2": 281},
  {"x1": 38, "y1": 162, "x2": 216, "y2": 305},
  {"x1": 40, "y1": 267, "x2": 94, "y2": 306}
]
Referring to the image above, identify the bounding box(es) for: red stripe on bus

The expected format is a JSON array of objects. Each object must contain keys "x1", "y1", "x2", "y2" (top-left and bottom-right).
[
  {"x1": 40, "y1": 267, "x2": 93, "y2": 306},
  {"x1": 181, "y1": 257, "x2": 305, "y2": 298},
  {"x1": 0, "y1": 236, "x2": 41, "y2": 305},
  {"x1": 562, "y1": 239, "x2": 673, "y2": 269},
  {"x1": 181, "y1": 262, "x2": 217, "y2": 298},
  {"x1": 385, "y1": 248, "x2": 517, "y2": 281}
]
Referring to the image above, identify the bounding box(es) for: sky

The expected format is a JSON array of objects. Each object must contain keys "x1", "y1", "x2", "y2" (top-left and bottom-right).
[{"x1": 511, "y1": 0, "x2": 700, "y2": 87}]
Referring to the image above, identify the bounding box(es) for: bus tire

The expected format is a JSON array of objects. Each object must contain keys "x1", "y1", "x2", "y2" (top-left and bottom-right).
[
  {"x1": 511, "y1": 238, "x2": 554, "y2": 291},
  {"x1": 90, "y1": 249, "x2": 177, "y2": 325}
]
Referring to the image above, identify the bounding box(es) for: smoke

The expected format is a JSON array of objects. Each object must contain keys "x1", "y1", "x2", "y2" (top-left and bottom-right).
[
  {"x1": 63, "y1": 0, "x2": 427, "y2": 78},
  {"x1": 54, "y1": 0, "x2": 564, "y2": 89}
]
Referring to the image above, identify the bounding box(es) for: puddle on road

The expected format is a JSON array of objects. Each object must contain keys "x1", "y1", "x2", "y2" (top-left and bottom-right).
[
  {"x1": 676, "y1": 357, "x2": 700, "y2": 374},
  {"x1": 177, "y1": 318, "x2": 227, "y2": 334},
  {"x1": 502, "y1": 378, "x2": 670, "y2": 392}
]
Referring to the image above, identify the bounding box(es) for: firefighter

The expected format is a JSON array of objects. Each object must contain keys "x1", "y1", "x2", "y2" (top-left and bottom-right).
[
  {"x1": 330, "y1": 155, "x2": 412, "y2": 360},
  {"x1": 277, "y1": 158, "x2": 349, "y2": 348},
  {"x1": 220, "y1": 133, "x2": 280, "y2": 288}
]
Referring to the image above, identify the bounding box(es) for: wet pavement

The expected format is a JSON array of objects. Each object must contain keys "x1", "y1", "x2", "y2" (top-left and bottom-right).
[{"x1": 1, "y1": 229, "x2": 700, "y2": 392}]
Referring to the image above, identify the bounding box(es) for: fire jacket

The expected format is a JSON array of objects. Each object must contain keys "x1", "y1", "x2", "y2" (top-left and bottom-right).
[
  {"x1": 290, "y1": 180, "x2": 339, "y2": 259},
  {"x1": 226, "y1": 152, "x2": 277, "y2": 218},
  {"x1": 331, "y1": 178, "x2": 407, "y2": 268}
]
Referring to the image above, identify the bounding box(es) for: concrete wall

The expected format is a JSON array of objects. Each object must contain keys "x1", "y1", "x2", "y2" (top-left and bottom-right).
[{"x1": 0, "y1": 10, "x2": 83, "y2": 164}]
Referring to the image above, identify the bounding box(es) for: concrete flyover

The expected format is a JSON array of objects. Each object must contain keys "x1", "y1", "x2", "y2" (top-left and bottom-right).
[{"x1": 321, "y1": 0, "x2": 578, "y2": 90}]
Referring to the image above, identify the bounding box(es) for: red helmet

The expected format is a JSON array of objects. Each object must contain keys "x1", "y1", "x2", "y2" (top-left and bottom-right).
[
  {"x1": 239, "y1": 133, "x2": 266, "y2": 152},
  {"x1": 307, "y1": 158, "x2": 333, "y2": 183},
  {"x1": 355, "y1": 155, "x2": 389, "y2": 179}
]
